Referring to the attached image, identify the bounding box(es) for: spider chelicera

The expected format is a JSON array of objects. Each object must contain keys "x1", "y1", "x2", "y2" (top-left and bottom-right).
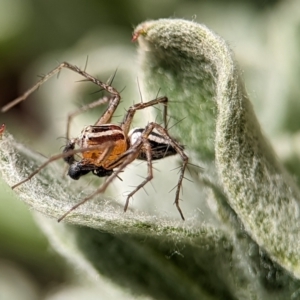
[{"x1": 2, "y1": 62, "x2": 188, "y2": 221}]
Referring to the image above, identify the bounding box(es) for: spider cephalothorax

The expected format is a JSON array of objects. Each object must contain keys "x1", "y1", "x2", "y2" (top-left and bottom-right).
[{"x1": 2, "y1": 62, "x2": 188, "y2": 221}]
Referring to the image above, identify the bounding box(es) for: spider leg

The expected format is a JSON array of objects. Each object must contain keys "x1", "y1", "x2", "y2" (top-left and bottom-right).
[
  {"x1": 120, "y1": 121, "x2": 187, "y2": 219},
  {"x1": 1, "y1": 62, "x2": 121, "y2": 120},
  {"x1": 121, "y1": 96, "x2": 168, "y2": 136},
  {"x1": 123, "y1": 139, "x2": 153, "y2": 212},
  {"x1": 142, "y1": 122, "x2": 188, "y2": 220}
]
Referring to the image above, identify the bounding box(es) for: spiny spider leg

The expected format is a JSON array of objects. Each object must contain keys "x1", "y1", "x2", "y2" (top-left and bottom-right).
[
  {"x1": 121, "y1": 96, "x2": 168, "y2": 136},
  {"x1": 1, "y1": 62, "x2": 121, "y2": 117},
  {"x1": 123, "y1": 139, "x2": 153, "y2": 212},
  {"x1": 127, "y1": 122, "x2": 188, "y2": 220},
  {"x1": 151, "y1": 126, "x2": 187, "y2": 220},
  {"x1": 121, "y1": 97, "x2": 176, "y2": 162}
]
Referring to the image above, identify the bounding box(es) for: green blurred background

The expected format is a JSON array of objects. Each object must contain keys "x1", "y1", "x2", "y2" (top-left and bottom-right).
[{"x1": 1, "y1": 0, "x2": 299, "y2": 299}]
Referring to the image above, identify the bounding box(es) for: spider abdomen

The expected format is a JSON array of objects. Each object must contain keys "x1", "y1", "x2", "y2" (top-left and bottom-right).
[{"x1": 129, "y1": 127, "x2": 183, "y2": 160}]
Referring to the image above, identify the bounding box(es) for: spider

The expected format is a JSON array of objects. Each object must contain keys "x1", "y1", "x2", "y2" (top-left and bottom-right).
[{"x1": 2, "y1": 62, "x2": 188, "y2": 222}]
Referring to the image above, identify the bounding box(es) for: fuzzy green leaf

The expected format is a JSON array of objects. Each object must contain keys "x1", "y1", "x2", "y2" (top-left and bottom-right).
[{"x1": 134, "y1": 18, "x2": 300, "y2": 280}]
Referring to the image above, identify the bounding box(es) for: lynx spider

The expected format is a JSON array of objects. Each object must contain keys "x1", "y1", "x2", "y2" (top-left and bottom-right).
[{"x1": 2, "y1": 62, "x2": 188, "y2": 221}]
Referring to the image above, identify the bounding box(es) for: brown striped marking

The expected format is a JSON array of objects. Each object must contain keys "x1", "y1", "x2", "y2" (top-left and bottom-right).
[{"x1": 78, "y1": 125, "x2": 129, "y2": 167}]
